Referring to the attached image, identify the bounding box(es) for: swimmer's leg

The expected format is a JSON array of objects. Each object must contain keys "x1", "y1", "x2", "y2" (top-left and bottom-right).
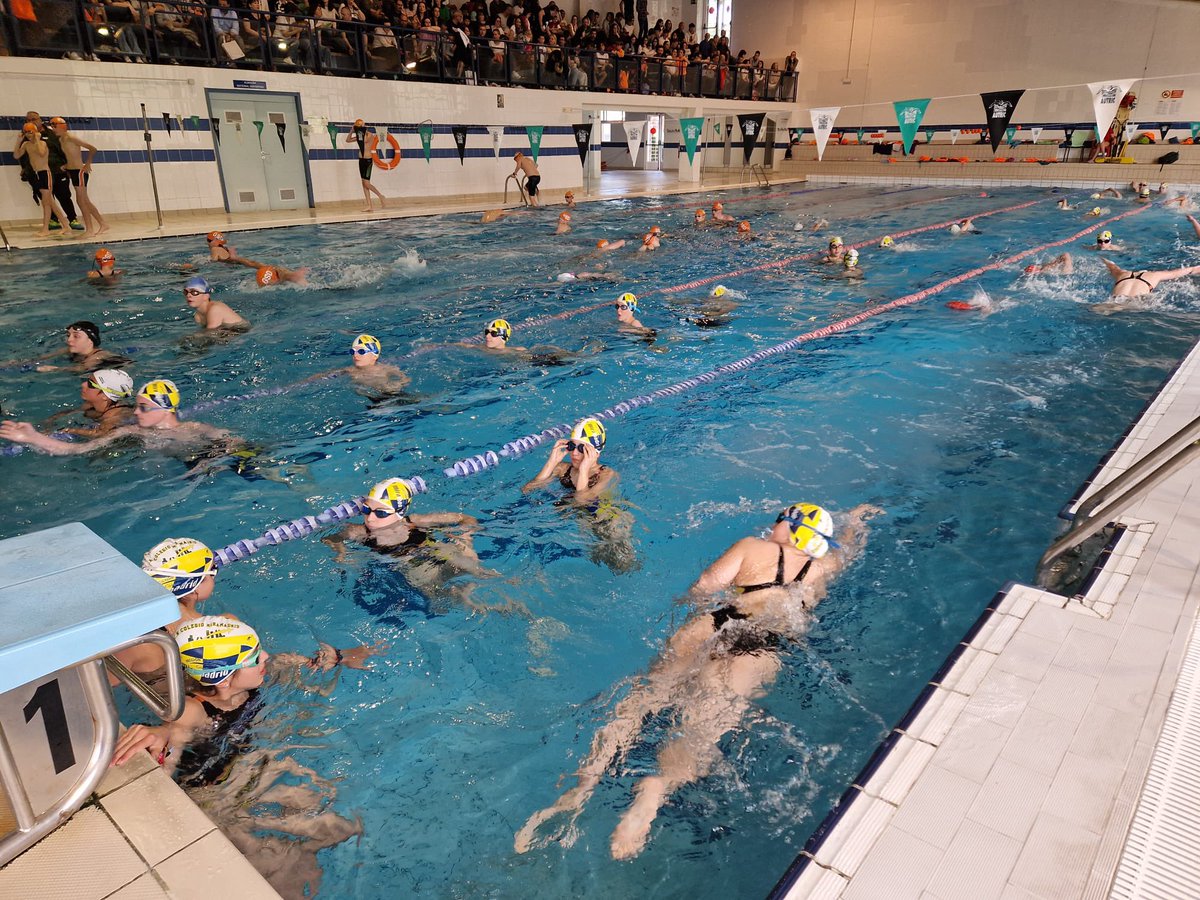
[{"x1": 610, "y1": 651, "x2": 781, "y2": 860}]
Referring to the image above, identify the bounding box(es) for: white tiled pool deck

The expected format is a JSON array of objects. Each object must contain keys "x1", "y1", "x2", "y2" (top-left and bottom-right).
[{"x1": 777, "y1": 337, "x2": 1200, "y2": 898}]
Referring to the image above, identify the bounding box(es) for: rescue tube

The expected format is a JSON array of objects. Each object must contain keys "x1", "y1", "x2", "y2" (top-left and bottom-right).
[{"x1": 372, "y1": 133, "x2": 402, "y2": 170}]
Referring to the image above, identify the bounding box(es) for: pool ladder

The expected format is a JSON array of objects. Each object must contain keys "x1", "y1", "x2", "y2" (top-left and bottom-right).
[
  {"x1": 504, "y1": 173, "x2": 529, "y2": 206},
  {"x1": 742, "y1": 164, "x2": 771, "y2": 188},
  {"x1": 0, "y1": 222, "x2": 11, "y2": 251},
  {"x1": 1036, "y1": 413, "x2": 1200, "y2": 591}
]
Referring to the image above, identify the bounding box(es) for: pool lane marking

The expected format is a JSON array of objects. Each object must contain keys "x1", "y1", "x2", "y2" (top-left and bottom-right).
[{"x1": 441, "y1": 203, "x2": 1151, "y2": 479}]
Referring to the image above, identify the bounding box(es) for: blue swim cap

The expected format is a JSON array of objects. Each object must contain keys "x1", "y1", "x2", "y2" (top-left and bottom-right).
[{"x1": 184, "y1": 276, "x2": 211, "y2": 293}]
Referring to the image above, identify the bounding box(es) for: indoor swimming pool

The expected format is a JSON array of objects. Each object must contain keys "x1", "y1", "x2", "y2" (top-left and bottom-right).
[{"x1": 2, "y1": 184, "x2": 1199, "y2": 897}]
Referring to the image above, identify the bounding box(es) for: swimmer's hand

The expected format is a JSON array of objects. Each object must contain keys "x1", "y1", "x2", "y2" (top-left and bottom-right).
[
  {"x1": 35, "y1": 365, "x2": 59, "y2": 373},
  {"x1": 340, "y1": 642, "x2": 389, "y2": 670},
  {"x1": 112, "y1": 723, "x2": 169, "y2": 767},
  {"x1": 0, "y1": 421, "x2": 40, "y2": 443}
]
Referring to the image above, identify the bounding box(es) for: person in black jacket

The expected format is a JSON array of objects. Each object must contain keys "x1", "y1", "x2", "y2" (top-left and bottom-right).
[{"x1": 25, "y1": 111, "x2": 82, "y2": 230}]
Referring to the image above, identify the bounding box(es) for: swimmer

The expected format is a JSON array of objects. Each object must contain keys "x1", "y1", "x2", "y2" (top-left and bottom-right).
[
  {"x1": 687, "y1": 285, "x2": 739, "y2": 327},
  {"x1": 1022, "y1": 253, "x2": 1073, "y2": 276},
  {"x1": 593, "y1": 238, "x2": 626, "y2": 253},
  {"x1": 86, "y1": 247, "x2": 123, "y2": 284},
  {"x1": 205, "y1": 230, "x2": 263, "y2": 269},
  {"x1": 822, "y1": 236, "x2": 845, "y2": 263},
  {"x1": 513, "y1": 151, "x2": 541, "y2": 206},
  {"x1": 1166, "y1": 194, "x2": 1197, "y2": 211},
  {"x1": 1084, "y1": 206, "x2": 1108, "y2": 218},
  {"x1": 694, "y1": 209, "x2": 707, "y2": 227},
  {"x1": 309, "y1": 333, "x2": 411, "y2": 399},
  {"x1": 564, "y1": 190, "x2": 576, "y2": 209},
  {"x1": 479, "y1": 317, "x2": 524, "y2": 353},
  {"x1": 638, "y1": 231, "x2": 660, "y2": 252},
  {"x1": 949, "y1": 218, "x2": 979, "y2": 235},
  {"x1": 556, "y1": 270, "x2": 618, "y2": 283},
  {"x1": 0, "y1": 378, "x2": 241, "y2": 460},
  {"x1": 1089, "y1": 230, "x2": 1121, "y2": 252},
  {"x1": 836, "y1": 247, "x2": 863, "y2": 279},
  {"x1": 1055, "y1": 198, "x2": 1076, "y2": 211},
  {"x1": 1187, "y1": 214, "x2": 1200, "y2": 240},
  {"x1": 40, "y1": 368, "x2": 135, "y2": 437},
  {"x1": 615, "y1": 292, "x2": 652, "y2": 335},
  {"x1": 15, "y1": 122, "x2": 71, "y2": 238},
  {"x1": 555, "y1": 210, "x2": 572, "y2": 235},
  {"x1": 878, "y1": 235, "x2": 895, "y2": 249},
  {"x1": 1094, "y1": 188, "x2": 1122, "y2": 200},
  {"x1": 254, "y1": 264, "x2": 308, "y2": 287},
  {"x1": 479, "y1": 207, "x2": 526, "y2": 224},
  {"x1": 28, "y1": 320, "x2": 130, "y2": 373},
  {"x1": 798, "y1": 217, "x2": 829, "y2": 233},
  {"x1": 1130, "y1": 181, "x2": 1152, "y2": 201},
  {"x1": 183, "y1": 277, "x2": 249, "y2": 334},
  {"x1": 736, "y1": 220, "x2": 752, "y2": 237},
  {"x1": 1102, "y1": 258, "x2": 1200, "y2": 300},
  {"x1": 323, "y1": 478, "x2": 500, "y2": 613},
  {"x1": 515, "y1": 502, "x2": 882, "y2": 860},
  {"x1": 711, "y1": 201, "x2": 734, "y2": 223}
]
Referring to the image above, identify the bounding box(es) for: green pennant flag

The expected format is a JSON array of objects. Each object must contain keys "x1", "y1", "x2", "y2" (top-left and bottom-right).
[
  {"x1": 856, "y1": 127, "x2": 865, "y2": 142},
  {"x1": 190, "y1": 114, "x2": 200, "y2": 129},
  {"x1": 1190, "y1": 123, "x2": 1200, "y2": 140},
  {"x1": 525, "y1": 125, "x2": 544, "y2": 163},
  {"x1": 326, "y1": 123, "x2": 339, "y2": 149},
  {"x1": 893, "y1": 99, "x2": 931, "y2": 155},
  {"x1": 253, "y1": 120, "x2": 264, "y2": 148},
  {"x1": 418, "y1": 123, "x2": 434, "y2": 163},
  {"x1": 679, "y1": 116, "x2": 704, "y2": 165},
  {"x1": 924, "y1": 128, "x2": 935, "y2": 142},
  {"x1": 1005, "y1": 125, "x2": 1017, "y2": 144}
]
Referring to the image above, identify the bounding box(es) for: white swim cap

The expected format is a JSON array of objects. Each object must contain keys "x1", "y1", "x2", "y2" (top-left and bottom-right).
[{"x1": 556, "y1": 273, "x2": 577, "y2": 283}]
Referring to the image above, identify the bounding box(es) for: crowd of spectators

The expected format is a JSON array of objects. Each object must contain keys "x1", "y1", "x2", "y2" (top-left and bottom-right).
[{"x1": 9, "y1": 0, "x2": 798, "y2": 99}]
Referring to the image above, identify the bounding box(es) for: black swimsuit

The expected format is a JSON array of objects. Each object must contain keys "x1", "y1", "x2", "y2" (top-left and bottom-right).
[
  {"x1": 1115, "y1": 271, "x2": 1152, "y2": 290},
  {"x1": 735, "y1": 546, "x2": 812, "y2": 594},
  {"x1": 362, "y1": 520, "x2": 432, "y2": 556},
  {"x1": 709, "y1": 548, "x2": 813, "y2": 656},
  {"x1": 175, "y1": 688, "x2": 264, "y2": 787}
]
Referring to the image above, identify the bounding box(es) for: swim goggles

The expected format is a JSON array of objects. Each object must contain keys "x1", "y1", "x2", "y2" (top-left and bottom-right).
[
  {"x1": 352, "y1": 347, "x2": 378, "y2": 355},
  {"x1": 367, "y1": 506, "x2": 397, "y2": 518},
  {"x1": 183, "y1": 287, "x2": 207, "y2": 297},
  {"x1": 485, "y1": 328, "x2": 506, "y2": 338},
  {"x1": 615, "y1": 302, "x2": 633, "y2": 310},
  {"x1": 1097, "y1": 238, "x2": 1111, "y2": 244},
  {"x1": 566, "y1": 440, "x2": 589, "y2": 452},
  {"x1": 776, "y1": 509, "x2": 839, "y2": 548}
]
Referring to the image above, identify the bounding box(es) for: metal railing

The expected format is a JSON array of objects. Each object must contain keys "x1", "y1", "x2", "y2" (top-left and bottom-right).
[
  {"x1": 504, "y1": 173, "x2": 528, "y2": 206},
  {"x1": 2, "y1": 0, "x2": 798, "y2": 102},
  {"x1": 749, "y1": 163, "x2": 770, "y2": 186},
  {"x1": 1035, "y1": 413, "x2": 1200, "y2": 589}
]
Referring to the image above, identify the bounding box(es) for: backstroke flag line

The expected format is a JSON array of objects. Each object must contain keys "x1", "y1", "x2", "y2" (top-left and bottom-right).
[
  {"x1": 624, "y1": 122, "x2": 644, "y2": 165},
  {"x1": 809, "y1": 107, "x2": 840, "y2": 161},
  {"x1": 980, "y1": 89, "x2": 1024, "y2": 152},
  {"x1": 572, "y1": 122, "x2": 592, "y2": 164},
  {"x1": 738, "y1": 113, "x2": 765, "y2": 164},
  {"x1": 893, "y1": 99, "x2": 931, "y2": 155},
  {"x1": 679, "y1": 117, "x2": 704, "y2": 165},
  {"x1": 1088, "y1": 79, "x2": 1137, "y2": 144}
]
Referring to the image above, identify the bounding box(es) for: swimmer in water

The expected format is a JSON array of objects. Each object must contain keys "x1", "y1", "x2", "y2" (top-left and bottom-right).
[
  {"x1": 694, "y1": 209, "x2": 707, "y2": 227},
  {"x1": 949, "y1": 218, "x2": 979, "y2": 235},
  {"x1": 687, "y1": 284, "x2": 739, "y2": 327},
  {"x1": 86, "y1": 247, "x2": 123, "y2": 284},
  {"x1": 638, "y1": 231, "x2": 660, "y2": 252},
  {"x1": 615, "y1": 292, "x2": 653, "y2": 336},
  {"x1": 323, "y1": 478, "x2": 500, "y2": 613},
  {"x1": 836, "y1": 247, "x2": 863, "y2": 279},
  {"x1": 339, "y1": 334, "x2": 411, "y2": 398},
  {"x1": 1056, "y1": 198, "x2": 1076, "y2": 210},
  {"x1": 822, "y1": 236, "x2": 845, "y2": 263},
  {"x1": 555, "y1": 270, "x2": 618, "y2": 283},
  {"x1": 515, "y1": 502, "x2": 882, "y2": 860},
  {"x1": 463, "y1": 318, "x2": 575, "y2": 364},
  {"x1": 26, "y1": 320, "x2": 130, "y2": 373},
  {"x1": 1102, "y1": 258, "x2": 1200, "y2": 300},
  {"x1": 182, "y1": 277, "x2": 249, "y2": 336},
  {"x1": 1130, "y1": 181, "x2": 1152, "y2": 202},
  {"x1": 735, "y1": 220, "x2": 752, "y2": 237},
  {"x1": 1084, "y1": 206, "x2": 1108, "y2": 218},
  {"x1": 0, "y1": 378, "x2": 243, "y2": 460},
  {"x1": 204, "y1": 231, "x2": 268, "y2": 270},
  {"x1": 253, "y1": 264, "x2": 308, "y2": 287},
  {"x1": 1186, "y1": 214, "x2": 1200, "y2": 240},
  {"x1": 1022, "y1": 253, "x2": 1073, "y2": 276},
  {"x1": 878, "y1": 235, "x2": 895, "y2": 249},
  {"x1": 1089, "y1": 230, "x2": 1121, "y2": 252},
  {"x1": 1094, "y1": 187, "x2": 1122, "y2": 200},
  {"x1": 711, "y1": 201, "x2": 734, "y2": 223},
  {"x1": 564, "y1": 190, "x2": 576, "y2": 209},
  {"x1": 555, "y1": 210, "x2": 572, "y2": 235},
  {"x1": 523, "y1": 417, "x2": 638, "y2": 573},
  {"x1": 40, "y1": 368, "x2": 135, "y2": 437},
  {"x1": 593, "y1": 238, "x2": 627, "y2": 253}
]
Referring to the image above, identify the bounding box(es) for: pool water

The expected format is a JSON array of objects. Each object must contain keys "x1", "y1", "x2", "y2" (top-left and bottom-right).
[{"x1": 2, "y1": 186, "x2": 1199, "y2": 898}]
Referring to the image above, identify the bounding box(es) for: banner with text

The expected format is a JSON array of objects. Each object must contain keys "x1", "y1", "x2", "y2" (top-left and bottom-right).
[
  {"x1": 738, "y1": 113, "x2": 765, "y2": 164},
  {"x1": 418, "y1": 123, "x2": 434, "y2": 163},
  {"x1": 809, "y1": 107, "x2": 840, "y2": 161},
  {"x1": 1088, "y1": 79, "x2": 1137, "y2": 142},
  {"x1": 525, "y1": 125, "x2": 544, "y2": 162},
  {"x1": 980, "y1": 89, "x2": 1024, "y2": 152},
  {"x1": 624, "y1": 122, "x2": 644, "y2": 165},
  {"x1": 679, "y1": 117, "x2": 704, "y2": 164},
  {"x1": 488, "y1": 125, "x2": 505, "y2": 157},
  {"x1": 451, "y1": 125, "x2": 468, "y2": 164},
  {"x1": 572, "y1": 121, "x2": 592, "y2": 164},
  {"x1": 893, "y1": 99, "x2": 930, "y2": 155}
]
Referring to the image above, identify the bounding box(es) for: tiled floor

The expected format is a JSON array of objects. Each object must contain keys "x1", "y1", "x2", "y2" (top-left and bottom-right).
[{"x1": 781, "y1": 337, "x2": 1200, "y2": 898}]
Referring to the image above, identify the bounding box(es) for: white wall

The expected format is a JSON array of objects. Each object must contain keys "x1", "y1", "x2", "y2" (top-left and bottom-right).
[
  {"x1": 733, "y1": 0, "x2": 1200, "y2": 124},
  {"x1": 0, "y1": 57, "x2": 791, "y2": 221}
]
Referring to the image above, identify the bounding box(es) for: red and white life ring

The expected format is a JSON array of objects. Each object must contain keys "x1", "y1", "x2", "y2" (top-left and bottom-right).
[{"x1": 372, "y1": 133, "x2": 402, "y2": 170}]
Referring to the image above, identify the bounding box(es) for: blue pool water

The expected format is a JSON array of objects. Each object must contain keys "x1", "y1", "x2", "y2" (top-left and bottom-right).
[{"x1": 2, "y1": 185, "x2": 1199, "y2": 897}]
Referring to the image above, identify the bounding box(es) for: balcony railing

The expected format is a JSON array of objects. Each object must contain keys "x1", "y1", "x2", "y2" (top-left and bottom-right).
[{"x1": 2, "y1": 0, "x2": 798, "y2": 102}]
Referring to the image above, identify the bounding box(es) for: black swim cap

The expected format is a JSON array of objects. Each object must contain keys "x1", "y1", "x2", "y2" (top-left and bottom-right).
[{"x1": 68, "y1": 320, "x2": 101, "y2": 346}]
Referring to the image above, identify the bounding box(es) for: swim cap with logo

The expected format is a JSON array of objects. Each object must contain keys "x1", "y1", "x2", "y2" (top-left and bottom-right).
[
  {"x1": 649, "y1": 225, "x2": 662, "y2": 235},
  {"x1": 711, "y1": 285, "x2": 728, "y2": 297},
  {"x1": 138, "y1": 379, "x2": 180, "y2": 411},
  {"x1": 879, "y1": 236, "x2": 894, "y2": 248},
  {"x1": 352, "y1": 334, "x2": 381, "y2": 355},
  {"x1": 777, "y1": 503, "x2": 835, "y2": 558},
  {"x1": 616, "y1": 292, "x2": 638, "y2": 311},
  {"x1": 175, "y1": 615, "x2": 261, "y2": 686},
  {"x1": 94, "y1": 247, "x2": 115, "y2": 263},
  {"x1": 367, "y1": 477, "x2": 414, "y2": 515},
  {"x1": 1092, "y1": 207, "x2": 1102, "y2": 215},
  {"x1": 22, "y1": 122, "x2": 37, "y2": 135},
  {"x1": 206, "y1": 231, "x2": 226, "y2": 245},
  {"x1": 737, "y1": 221, "x2": 751, "y2": 233},
  {"x1": 829, "y1": 236, "x2": 843, "y2": 247},
  {"x1": 486, "y1": 318, "x2": 512, "y2": 341},
  {"x1": 1098, "y1": 230, "x2": 1112, "y2": 242},
  {"x1": 142, "y1": 537, "x2": 216, "y2": 598},
  {"x1": 642, "y1": 232, "x2": 656, "y2": 245},
  {"x1": 565, "y1": 190, "x2": 574, "y2": 199},
  {"x1": 843, "y1": 248, "x2": 859, "y2": 268},
  {"x1": 354, "y1": 118, "x2": 365, "y2": 128},
  {"x1": 712, "y1": 201, "x2": 723, "y2": 210},
  {"x1": 571, "y1": 417, "x2": 606, "y2": 452},
  {"x1": 184, "y1": 276, "x2": 211, "y2": 293},
  {"x1": 695, "y1": 209, "x2": 706, "y2": 219},
  {"x1": 68, "y1": 320, "x2": 101, "y2": 346},
  {"x1": 559, "y1": 211, "x2": 571, "y2": 223},
  {"x1": 256, "y1": 266, "x2": 280, "y2": 286},
  {"x1": 88, "y1": 368, "x2": 134, "y2": 401}
]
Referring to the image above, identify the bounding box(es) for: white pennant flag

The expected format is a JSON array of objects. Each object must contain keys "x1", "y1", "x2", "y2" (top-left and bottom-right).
[
  {"x1": 487, "y1": 125, "x2": 505, "y2": 158},
  {"x1": 809, "y1": 107, "x2": 840, "y2": 161},
  {"x1": 949, "y1": 128, "x2": 961, "y2": 144},
  {"x1": 374, "y1": 125, "x2": 388, "y2": 142},
  {"x1": 1123, "y1": 121, "x2": 1137, "y2": 141},
  {"x1": 624, "y1": 122, "x2": 644, "y2": 165},
  {"x1": 1029, "y1": 126, "x2": 1042, "y2": 142},
  {"x1": 1088, "y1": 79, "x2": 1137, "y2": 145}
]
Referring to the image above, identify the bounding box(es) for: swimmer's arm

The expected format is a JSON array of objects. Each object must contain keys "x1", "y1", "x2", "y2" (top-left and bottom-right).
[
  {"x1": 1149, "y1": 265, "x2": 1200, "y2": 284},
  {"x1": 572, "y1": 465, "x2": 615, "y2": 503},
  {"x1": 322, "y1": 524, "x2": 366, "y2": 562},
  {"x1": 409, "y1": 511, "x2": 479, "y2": 530},
  {"x1": 1101, "y1": 259, "x2": 1126, "y2": 279},
  {"x1": 689, "y1": 538, "x2": 752, "y2": 596},
  {"x1": 822, "y1": 504, "x2": 884, "y2": 578},
  {"x1": 0, "y1": 421, "x2": 129, "y2": 454},
  {"x1": 75, "y1": 136, "x2": 99, "y2": 168},
  {"x1": 38, "y1": 408, "x2": 79, "y2": 429},
  {"x1": 523, "y1": 442, "x2": 569, "y2": 491},
  {"x1": 13, "y1": 135, "x2": 27, "y2": 159}
]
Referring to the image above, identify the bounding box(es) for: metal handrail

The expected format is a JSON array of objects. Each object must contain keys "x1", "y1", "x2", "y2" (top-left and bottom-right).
[
  {"x1": 0, "y1": 223, "x2": 11, "y2": 251},
  {"x1": 1036, "y1": 417, "x2": 1200, "y2": 587},
  {"x1": 101, "y1": 629, "x2": 187, "y2": 722},
  {"x1": 751, "y1": 163, "x2": 770, "y2": 187},
  {"x1": 504, "y1": 173, "x2": 528, "y2": 206}
]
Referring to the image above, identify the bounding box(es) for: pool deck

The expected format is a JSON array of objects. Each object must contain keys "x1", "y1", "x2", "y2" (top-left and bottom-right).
[{"x1": 777, "y1": 335, "x2": 1200, "y2": 897}]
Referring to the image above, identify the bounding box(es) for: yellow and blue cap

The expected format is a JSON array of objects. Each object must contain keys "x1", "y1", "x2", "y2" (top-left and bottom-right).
[
  {"x1": 828, "y1": 236, "x2": 843, "y2": 248},
  {"x1": 175, "y1": 615, "x2": 261, "y2": 686},
  {"x1": 571, "y1": 417, "x2": 606, "y2": 452},
  {"x1": 616, "y1": 292, "x2": 638, "y2": 311},
  {"x1": 142, "y1": 537, "x2": 215, "y2": 598},
  {"x1": 777, "y1": 503, "x2": 836, "y2": 558},
  {"x1": 368, "y1": 477, "x2": 413, "y2": 516},
  {"x1": 486, "y1": 318, "x2": 512, "y2": 341},
  {"x1": 711, "y1": 285, "x2": 728, "y2": 297},
  {"x1": 352, "y1": 333, "x2": 381, "y2": 355},
  {"x1": 1098, "y1": 230, "x2": 1112, "y2": 242},
  {"x1": 879, "y1": 235, "x2": 894, "y2": 248},
  {"x1": 138, "y1": 379, "x2": 180, "y2": 412}
]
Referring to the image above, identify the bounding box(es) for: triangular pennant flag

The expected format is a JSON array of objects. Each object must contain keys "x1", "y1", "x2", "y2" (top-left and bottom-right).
[
  {"x1": 487, "y1": 125, "x2": 505, "y2": 158},
  {"x1": 1064, "y1": 127, "x2": 1075, "y2": 144},
  {"x1": 1124, "y1": 121, "x2": 1137, "y2": 142},
  {"x1": 624, "y1": 122, "x2": 643, "y2": 165},
  {"x1": 1087, "y1": 80, "x2": 1137, "y2": 146},
  {"x1": 809, "y1": 108, "x2": 840, "y2": 161},
  {"x1": 678, "y1": 117, "x2": 703, "y2": 165},
  {"x1": 856, "y1": 127, "x2": 865, "y2": 142},
  {"x1": 893, "y1": 99, "x2": 931, "y2": 155},
  {"x1": 374, "y1": 124, "x2": 387, "y2": 142},
  {"x1": 175, "y1": 114, "x2": 185, "y2": 135},
  {"x1": 949, "y1": 128, "x2": 961, "y2": 144},
  {"x1": 190, "y1": 114, "x2": 200, "y2": 130},
  {"x1": 162, "y1": 112, "x2": 173, "y2": 136},
  {"x1": 737, "y1": 113, "x2": 765, "y2": 164},
  {"x1": 1159, "y1": 124, "x2": 1171, "y2": 140},
  {"x1": 418, "y1": 123, "x2": 434, "y2": 163},
  {"x1": 1191, "y1": 123, "x2": 1200, "y2": 140},
  {"x1": 712, "y1": 120, "x2": 723, "y2": 139},
  {"x1": 276, "y1": 121, "x2": 287, "y2": 153},
  {"x1": 1005, "y1": 126, "x2": 1017, "y2": 144},
  {"x1": 253, "y1": 120, "x2": 264, "y2": 148},
  {"x1": 525, "y1": 125, "x2": 544, "y2": 162},
  {"x1": 451, "y1": 125, "x2": 468, "y2": 165},
  {"x1": 572, "y1": 121, "x2": 593, "y2": 164},
  {"x1": 980, "y1": 89, "x2": 1024, "y2": 152},
  {"x1": 1030, "y1": 126, "x2": 1042, "y2": 142},
  {"x1": 326, "y1": 122, "x2": 338, "y2": 149},
  {"x1": 924, "y1": 127, "x2": 935, "y2": 143},
  {"x1": 210, "y1": 117, "x2": 221, "y2": 144}
]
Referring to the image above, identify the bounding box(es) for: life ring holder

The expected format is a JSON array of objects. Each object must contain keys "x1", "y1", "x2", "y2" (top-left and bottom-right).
[{"x1": 372, "y1": 133, "x2": 402, "y2": 170}]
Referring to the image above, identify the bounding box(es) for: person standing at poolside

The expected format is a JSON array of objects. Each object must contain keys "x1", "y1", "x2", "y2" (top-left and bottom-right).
[
  {"x1": 347, "y1": 119, "x2": 386, "y2": 213},
  {"x1": 14, "y1": 124, "x2": 71, "y2": 238},
  {"x1": 50, "y1": 116, "x2": 109, "y2": 235},
  {"x1": 184, "y1": 277, "x2": 249, "y2": 331},
  {"x1": 26, "y1": 111, "x2": 82, "y2": 232},
  {"x1": 513, "y1": 151, "x2": 541, "y2": 206}
]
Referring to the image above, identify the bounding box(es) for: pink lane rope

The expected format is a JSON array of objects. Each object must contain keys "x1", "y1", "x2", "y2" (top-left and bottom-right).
[{"x1": 442, "y1": 204, "x2": 1149, "y2": 478}]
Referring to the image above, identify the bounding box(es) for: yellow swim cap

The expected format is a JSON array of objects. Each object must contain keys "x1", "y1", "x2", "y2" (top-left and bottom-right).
[
  {"x1": 352, "y1": 334, "x2": 381, "y2": 355},
  {"x1": 367, "y1": 477, "x2": 414, "y2": 515},
  {"x1": 829, "y1": 236, "x2": 843, "y2": 247},
  {"x1": 777, "y1": 503, "x2": 835, "y2": 558},
  {"x1": 570, "y1": 417, "x2": 606, "y2": 452},
  {"x1": 616, "y1": 292, "x2": 638, "y2": 311},
  {"x1": 711, "y1": 285, "x2": 727, "y2": 297},
  {"x1": 1098, "y1": 230, "x2": 1112, "y2": 242},
  {"x1": 142, "y1": 537, "x2": 215, "y2": 598},
  {"x1": 138, "y1": 379, "x2": 180, "y2": 412},
  {"x1": 486, "y1": 318, "x2": 512, "y2": 341},
  {"x1": 1092, "y1": 207, "x2": 1102, "y2": 215},
  {"x1": 880, "y1": 236, "x2": 894, "y2": 248},
  {"x1": 843, "y1": 248, "x2": 859, "y2": 268},
  {"x1": 175, "y1": 615, "x2": 261, "y2": 686}
]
